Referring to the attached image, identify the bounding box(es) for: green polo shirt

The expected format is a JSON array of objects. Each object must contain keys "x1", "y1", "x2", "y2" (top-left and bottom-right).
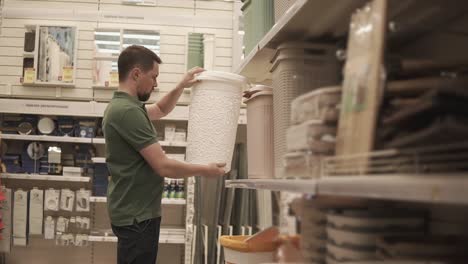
[{"x1": 102, "y1": 91, "x2": 163, "y2": 226}]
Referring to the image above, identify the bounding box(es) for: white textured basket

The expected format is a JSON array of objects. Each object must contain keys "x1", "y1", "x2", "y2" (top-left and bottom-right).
[
  {"x1": 244, "y1": 85, "x2": 274, "y2": 179},
  {"x1": 186, "y1": 71, "x2": 247, "y2": 173},
  {"x1": 223, "y1": 248, "x2": 275, "y2": 264},
  {"x1": 270, "y1": 42, "x2": 339, "y2": 178}
]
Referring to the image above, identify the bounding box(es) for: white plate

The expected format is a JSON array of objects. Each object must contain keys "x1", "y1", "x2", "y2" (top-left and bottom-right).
[{"x1": 38, "y1": 117, "x2": 55, "y2": 135}]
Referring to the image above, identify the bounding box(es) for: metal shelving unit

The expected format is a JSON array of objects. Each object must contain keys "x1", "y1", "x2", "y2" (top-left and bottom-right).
[
  {"x1": 90, "y1": 196, "x2": 186, "y2": 205},
  {"x1": 0, "y1": 173, "x2": 91, "y2": 182}
]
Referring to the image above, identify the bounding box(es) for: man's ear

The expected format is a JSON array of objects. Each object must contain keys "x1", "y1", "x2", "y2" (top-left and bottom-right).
[{"x1": 131, "y1": 67, "x2": 141, "y2": 81}]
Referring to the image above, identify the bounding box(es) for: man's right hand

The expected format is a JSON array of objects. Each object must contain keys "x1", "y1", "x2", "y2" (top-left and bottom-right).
[{"x1": 203, "y1": 163, "x2": 226, "y2": 178}]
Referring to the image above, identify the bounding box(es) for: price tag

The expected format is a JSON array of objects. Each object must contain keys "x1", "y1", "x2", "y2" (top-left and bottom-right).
[
  {"x1": 24, "y1": 68, "x2": 35, "y2": 84},
  {"x1": 109, "y1": 71, "x2": 119, "y2": 87},
  {"x1": 62, "y1": 66, "x2": 74, "y2": 83}
]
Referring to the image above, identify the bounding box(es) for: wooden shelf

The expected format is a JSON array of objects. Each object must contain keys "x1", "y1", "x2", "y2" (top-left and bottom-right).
[
  {"x1": 225, "y1": 179, "x2": 317, "y2": 194},
  {"x1": 0, "y1": 173, "x2": 90, "y2": 182},
  {"x1": 226, "y1": 174, "x2": 468, "y2": 205},
  {"x1": 235, "y1": 0, "x2": 367, "y2": 82}
]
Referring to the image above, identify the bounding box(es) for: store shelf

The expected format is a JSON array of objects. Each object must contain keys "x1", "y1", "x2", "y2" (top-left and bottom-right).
[
  {"x1": 226, "y1": 174, "x2": 468, "y2": 205},
  {"x1": 89, "y1": 228, "x2": 185, "y2": 244},
  {"x1": 22, "y1": 81, "x2": 76, "y2": 88},
  {"x1": 318, "y1": 174, "x2": 468, "y2": 205},
  {"x1": 225, "y1": 179, "x2": 317, "y2": 194},
  {"x1": 23, "y1": 52, "x2": 35, "y2": 58},
  {"x1": 92, "y1": 85, "x2": 118, "y2": 90},
  {"x1": 0, "y1": 134, "x2": 92, "y2": 143},
  {"x1": 91, "y1": 157, "x2": 106, "y2": 164},
  {"x1": 92, "y1": 138, "x2": 187, "y2": 147},
  {"x1": 91, "y1": 138, "x2": 106, "y2": 144},
  {"x1": 90, "y1": 196, "x2": 186, "y2": 205},
  {"x1": 0, "y1": 173, "x2": 90, "y2": 182},
  {"x1": 235, "y1": 0, "x2": 367, "y2": 82}
]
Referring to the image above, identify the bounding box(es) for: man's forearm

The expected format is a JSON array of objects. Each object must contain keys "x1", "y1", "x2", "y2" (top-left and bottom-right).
[
  {"x1": 155, "y1": 85, "x2": 184, "y2": 116},
  {"x1": 160, "y1": 158, "x2": 208, "y2": 179}
]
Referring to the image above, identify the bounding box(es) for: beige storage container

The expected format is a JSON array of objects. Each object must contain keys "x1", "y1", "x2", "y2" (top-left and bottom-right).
[
  {"x1": 283, "y1": 151, "x2": 322, "y2": 178},
  {"x1": 291, "y1": 85, "x2": 342, "y2": 125},
  {"x1": 244, "y1": 85, "x2": 274, "y2": 179},
  {"x1": 286, "y1": 120, "x2": 336, "y2": 154},
  {"x1": 270, "y1": 42, "x2": 339, "y2": 178}
]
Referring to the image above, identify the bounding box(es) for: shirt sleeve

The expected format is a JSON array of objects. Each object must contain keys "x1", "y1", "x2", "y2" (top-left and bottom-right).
[{"x1": 113, "y1": 107, "x2": 158, "y2": 151}]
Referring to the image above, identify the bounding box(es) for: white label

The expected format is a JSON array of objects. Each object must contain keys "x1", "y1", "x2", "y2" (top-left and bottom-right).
[
  {"x1": 44, "y1": 217, "x2": 55, "y2": 240},
  {"x1": 76, "y1": 190, "x2": 91, "y2": 212},
  {"x1": 60, "y1": 189, "x2": 75, "y2": 212},
  {"x1": 56, "y1": 217, "x2": 67, "y2": 233},
  {"x1": 45, "y1": 189, "x2": 60, "y2": 211},
  {"x1": 29, "y1": 189, "x2": 44, "y2": 235},
  {"x1": 13, "y1": 190, "x2": 28, "y2": 239}
]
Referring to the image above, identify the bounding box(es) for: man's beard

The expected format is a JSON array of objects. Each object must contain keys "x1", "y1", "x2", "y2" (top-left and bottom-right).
[{"x1": 138, "y1": 92, "x2": 151, "y2": 102}]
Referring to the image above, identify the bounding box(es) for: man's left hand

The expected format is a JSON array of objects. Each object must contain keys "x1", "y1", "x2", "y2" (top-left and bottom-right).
[{"x1": 177, "y1": 67, "x2": 205, "y2": 89}]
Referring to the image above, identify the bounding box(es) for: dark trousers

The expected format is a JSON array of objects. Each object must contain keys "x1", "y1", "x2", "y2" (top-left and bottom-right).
[{"x1": 111, "y1": 217, "x2": 161, "y2": 264}]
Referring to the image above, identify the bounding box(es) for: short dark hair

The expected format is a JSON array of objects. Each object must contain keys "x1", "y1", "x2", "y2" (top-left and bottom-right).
[{"x1": 118, "y1": 45, "x2": 162, "y2": 82}]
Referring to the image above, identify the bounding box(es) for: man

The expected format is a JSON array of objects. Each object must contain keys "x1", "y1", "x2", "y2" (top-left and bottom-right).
[{"x1": 102, "y1": 45, "x2": 226, "y2": 264}]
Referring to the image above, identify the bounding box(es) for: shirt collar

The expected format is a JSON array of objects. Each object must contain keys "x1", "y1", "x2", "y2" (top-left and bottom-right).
[{"x1": 113, "y1": 91, "x2": 144, "y2": 107}]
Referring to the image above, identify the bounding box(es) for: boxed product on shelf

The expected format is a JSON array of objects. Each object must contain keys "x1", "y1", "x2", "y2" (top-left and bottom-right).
[
  {"x1": 63, "y1": 166, "x2": 83, "y2": 177},
  {"x1": 57, "y1": 116, "x2": 75, "y2": 137},
  {"x1": 75, "y1": 189, "x2": 91, "y2": 212},
  {"x1": 74, "y1": 119, "x2": 97, "y2": 138},
  {"x1": 290, "y1": 86, "x2": 342, "y2": 125},
  {"x1": 44, "y1": 189, "x2": 60, "y2": 212},
  {"x1": 29, "y1": 188, "x2": 44, "y2": 235},
  {"x1": 44, "y1": 216, "x2": 55, "y2": 240},
  {"x1": 174, "y1": 129, "x2": 187, "y2": 142},
  {"x1": 0, "y1": 188, "x2": 12, "y2": 253},
  {"x1": 13, "y1": 189, "x2": 28, "y2": 246},
  {"x1": 164, "y1": 124, "x2": 176, "y2": 142},
  {"x1": 286, "y1": 120, "x2": 336, "y2": 154},
  {"x1": 283, "y1": 151, "x2": 322, "y2": 178},
  {"x1": 60, "y1": 189, "x2": 75, "y2": 211},
  {"x1": 3, "y1": 155, "x2": 23, "y2": 173}
]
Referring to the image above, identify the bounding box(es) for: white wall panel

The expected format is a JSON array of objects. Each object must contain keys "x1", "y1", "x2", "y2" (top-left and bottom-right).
[
  {"x1": 78, "y1": 50, "x2": 93, "y2": 59},
  {"x1": 157, "y1": 0, "x2": 194, "y2": 9},
  {"x1": 0, "y1": 66, "x2": 22, "y2": 76},
  {"x1": 215, "y1": 57, "x2": 232, "y2": 67},
  {"x1": 0, "y1": 56, "x2": 22, "y2": 66},
  {"x1": 161, "y1": 54, "x2": 185, "y2": 64},
  {"x1": 0, "y1": 75, "x2": 20, "y2": 84},
  {"x1": 76, "y1": 59, "x2": 93, "y2": 70},
  {"x1": 194, "y1": 1, "x2": 233, "y2": 11},
  {"x1": 75, "y1": 78, "x2": 93, "y2": 88},
  {"x1": 0, "y1": 36, "x2": 23, "y2": 47},
  {"x1": 79, "y1": 30, "x2": 95, "y2": 41},
  {"x1": 159, "y1": 63, "x2": 186, "y2": 74},
  {"x1": 76, "y1": 69, "x2": 93, "y2": 79},
  {"x1": 78, "y1": 40, "x2": 94, "y2": 50},
  {"x1": 214, "y1": 37, "x2": 232, "y2": 48},
  {"x1": 0, "y1": 46, "x2": 23, "y2": 56},
  {"x1": 160, "y1": 44, "x2": 185, "y2": 55},
  {"x1": 158, "y1": 73, "x2": 183, "y2": 83},
  {"x1": 194, "y1": 27, "x2": 232, "y2": 38},
  {"x1": 161, "y1": 35, "x2": 186, "y2": 45},
  {"x1": 1, "y1": 27, "x2": 26, "y2": 37},
  {"x1": 4, "y1": 0, "x2": 97, "y2": 10},
  {"x1": 215, "y1": 47, "x2": 232, "y2": 57}
]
